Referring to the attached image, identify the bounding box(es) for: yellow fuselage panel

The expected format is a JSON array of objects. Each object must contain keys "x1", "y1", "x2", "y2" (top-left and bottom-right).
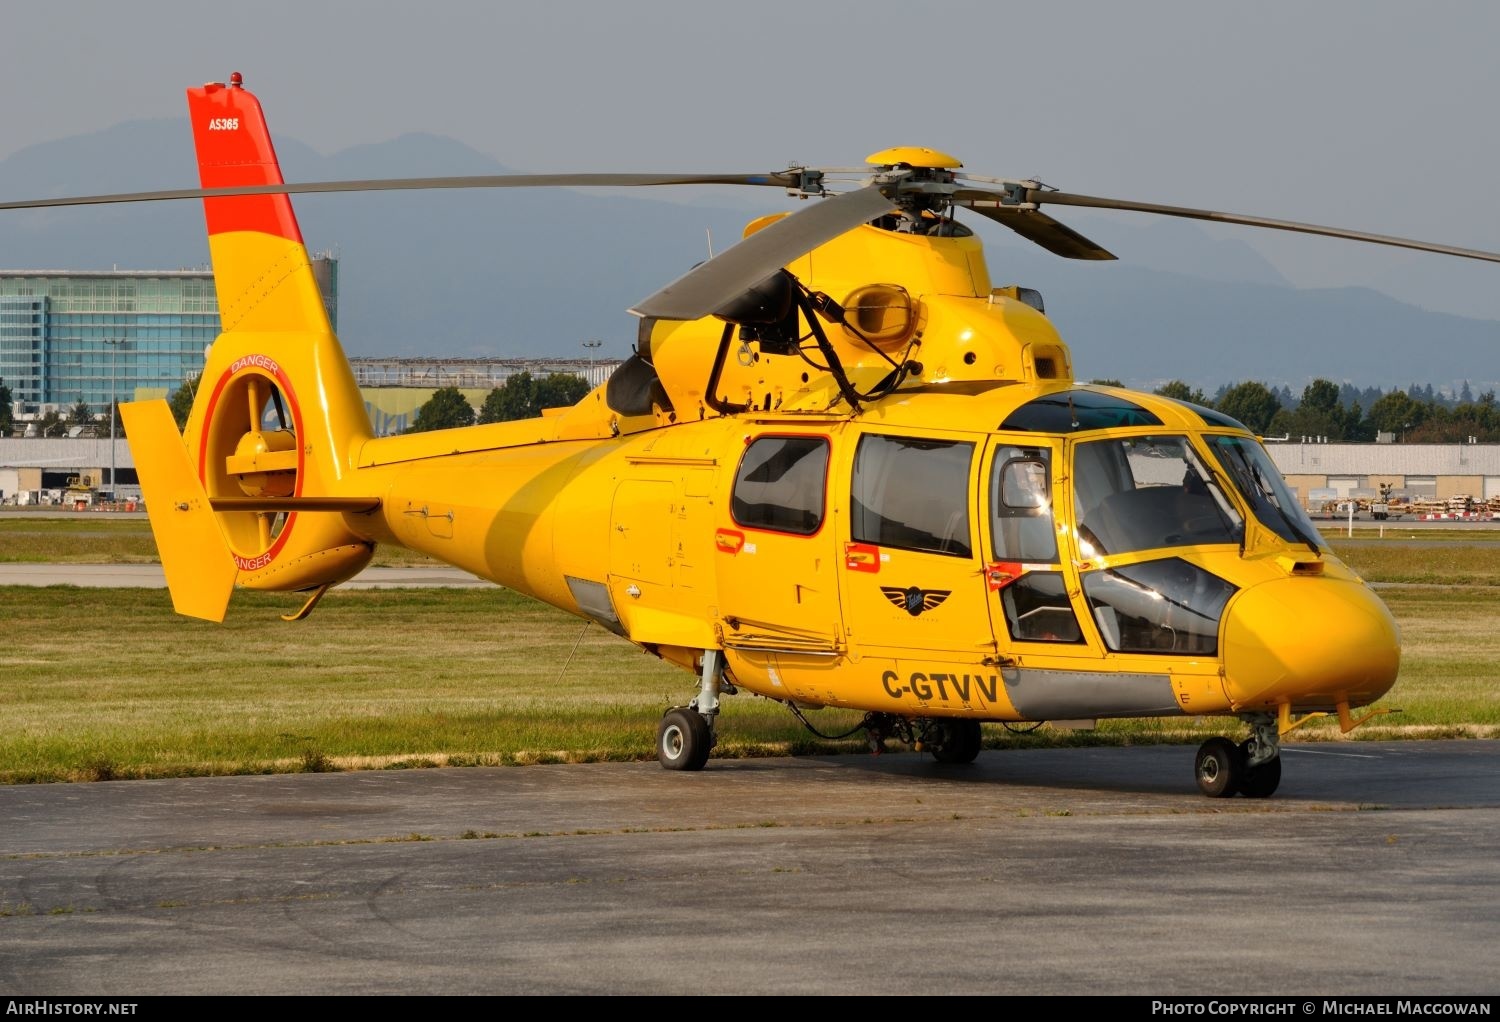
[
  {"x1": 348, "y1": 419, "x2": 738, "y2": 645},
  {"x1": 795, "y1": 223, "x2": 988, "y2": 300}
]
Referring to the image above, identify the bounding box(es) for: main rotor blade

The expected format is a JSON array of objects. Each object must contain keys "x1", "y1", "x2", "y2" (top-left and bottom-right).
[
  {"x1": 955, "y1": 191, "x2": 1115, "y2": 260},
  {"x1": 630, "y1": 185, "x2": 898, "y2": 320},
  {"x1": 0, "y1": 172, "x2": 800, "y2": 211},
  {"x1": 1029, "y1": 189, "x2": 1500, "y2": 264}
]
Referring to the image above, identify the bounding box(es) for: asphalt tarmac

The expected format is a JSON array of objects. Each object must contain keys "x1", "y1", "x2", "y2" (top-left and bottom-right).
[{"x1": 1, "y1": 740, "x2": 1497, "y2": 996}]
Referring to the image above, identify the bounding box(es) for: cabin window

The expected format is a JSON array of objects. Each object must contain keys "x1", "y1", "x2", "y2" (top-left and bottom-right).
[
  {"x1": 851, "y1": 434, "x2": 974, "y2": 557},
  {"x1": 990, "y1": 447, "x2": 1058, "y2": 562},
  {"x1": 1072, "y1": 436, "x2": 1243, "y2": 557},
  {"x1": 730, "y1": 435, "x2": 829, "y2": 535},
  {"x1": 1082, "y1": 558, "x2": 1236, "y2": 655},
  {"x1": 1001, "y1": 571, "x2": 1084, "y2": 644}
]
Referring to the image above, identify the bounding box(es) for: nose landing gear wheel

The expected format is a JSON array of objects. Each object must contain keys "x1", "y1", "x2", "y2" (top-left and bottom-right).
[
  {"x1": 1195, "y1": 736, "x2": 1244, "y2": 798},
  {"x1": 657, "y1": 707, "x2": 712, "y2": 771}
]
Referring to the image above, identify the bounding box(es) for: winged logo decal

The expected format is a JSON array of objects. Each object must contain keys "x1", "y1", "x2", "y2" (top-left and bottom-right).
[{"x1": 880, "y1": 585, "x2": 952, "y2": 617}]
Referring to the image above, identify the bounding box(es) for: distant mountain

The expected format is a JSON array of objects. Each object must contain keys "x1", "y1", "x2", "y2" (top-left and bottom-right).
[
  {"x1": 986, "y1": 252, "x2": 1500, "y2": 392},
  {"x1": 1, "y1": 120, "x2": 1496, "y2": 391}
]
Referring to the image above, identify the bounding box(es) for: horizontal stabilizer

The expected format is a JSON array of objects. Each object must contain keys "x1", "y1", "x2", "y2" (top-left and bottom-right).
[
  {"x1": 209, "y1": 496, "x2": 382, "y2": 514},
  {"x1": 119, "y1": 400, "x2": 239, "y2": 622}
]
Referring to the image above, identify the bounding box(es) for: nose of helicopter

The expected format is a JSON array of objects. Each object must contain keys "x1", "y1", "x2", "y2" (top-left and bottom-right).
[{"x1": 1220, "y1": 577, "x2": 1400, "y2": 711}]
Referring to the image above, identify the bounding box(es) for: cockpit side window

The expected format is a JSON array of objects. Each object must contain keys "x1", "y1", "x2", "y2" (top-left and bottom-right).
[
  {"x1": 1072, "y1": 436, "x2": 1243, "y2": 557},
  {"x1": 852, "y1": 434, "x2": 974, "y2": 557}
]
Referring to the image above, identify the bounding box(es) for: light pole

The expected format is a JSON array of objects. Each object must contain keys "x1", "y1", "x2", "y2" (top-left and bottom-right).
[
  {"x1": 104, "y1": 338, "x2": 123, "y2": 505},
  {"x1": 582, "y1": 340, "x2": 602, "y2": 386}
]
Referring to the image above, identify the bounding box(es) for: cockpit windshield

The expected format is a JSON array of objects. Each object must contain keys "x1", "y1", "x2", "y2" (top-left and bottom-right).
[
  {"x1": 1072, "y1": 436, "x2": 1244, "y2": 558},
  {"x1": 1206, "y1": 435, "x2": 1327, "y2": 552}
]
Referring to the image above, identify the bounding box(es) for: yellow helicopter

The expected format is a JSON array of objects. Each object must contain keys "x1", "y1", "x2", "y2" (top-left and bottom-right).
[{"x1": 14, "y1": 73, "x2": 1500, "y2": 798}]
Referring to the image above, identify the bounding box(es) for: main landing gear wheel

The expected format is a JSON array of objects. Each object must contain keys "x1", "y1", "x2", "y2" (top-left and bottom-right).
[
  {"x1": 931, "y1": 719, "x2": 983, "y2": 764},
  {"x1": 1195, "y1": 736, "x2": 1244, "y2": 798},
  {"x1": 1237, "y1": 739, "x2": 1282, "y2": 798},
  {"x1": 657, "y1": 707, "x2": 712, "y2": 771}
]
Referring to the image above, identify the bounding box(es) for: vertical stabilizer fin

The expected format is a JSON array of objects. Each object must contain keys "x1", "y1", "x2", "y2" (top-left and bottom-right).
[{"x1": 186, "y1": 73, "x2": 332, "y2": 336}]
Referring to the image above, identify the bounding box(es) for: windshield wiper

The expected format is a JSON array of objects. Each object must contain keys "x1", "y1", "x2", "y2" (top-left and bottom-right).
[
  {"x1": 1248, "y1": 460, "x2": 1321, "y2": 555},
  {"x1": 1187, "y1": 446, "x2": 1246, "y2": 556}
]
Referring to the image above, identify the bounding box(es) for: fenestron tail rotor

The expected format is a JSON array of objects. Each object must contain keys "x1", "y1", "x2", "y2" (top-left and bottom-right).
[{"x1": 216, "y1": 372, "x2": 299, "y2": 554}]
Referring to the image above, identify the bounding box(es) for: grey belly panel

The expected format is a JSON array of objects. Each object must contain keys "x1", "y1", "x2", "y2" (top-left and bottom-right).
[{"x1": 1004, "y1": 669, "x2": 1182, "y2": 719}]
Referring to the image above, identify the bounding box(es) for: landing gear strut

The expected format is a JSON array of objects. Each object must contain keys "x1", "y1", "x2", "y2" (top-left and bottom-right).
[
  {"x1": 656, "y1": 650, "x2": 724, "y2": 771},
  {"x1": 1194, "y1": 715, "x2": 1282, "y2": 798}
]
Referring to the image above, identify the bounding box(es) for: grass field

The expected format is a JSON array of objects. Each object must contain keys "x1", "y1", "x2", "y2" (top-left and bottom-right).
[
  {"x1": 2, "y1": 515, "x2": 1497, "y2": 783},
  {"x1": 0, "y1": 515, "x2": 439, "y2": 566}
]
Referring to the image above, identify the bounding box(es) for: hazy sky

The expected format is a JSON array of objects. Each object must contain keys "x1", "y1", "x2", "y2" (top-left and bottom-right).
[{"x1": 4, "y1": 0, "x2": 1500, "y2": 321}]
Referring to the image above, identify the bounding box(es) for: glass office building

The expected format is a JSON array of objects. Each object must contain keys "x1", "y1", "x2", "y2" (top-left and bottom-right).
[{"x1": 0, "y1": 257, "x2": 337, "y2": 417}]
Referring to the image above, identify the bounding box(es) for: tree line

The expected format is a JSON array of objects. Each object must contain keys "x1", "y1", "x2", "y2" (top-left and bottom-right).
[
  {"x1": 1089, "y1": 378, "x2": 1500, "y2": 443},
  {"x1": 1, "y1": 378, "x2": 126, "y2": 437},
  {"x1": 405, "y1": 372, "x2": 590, "y2": 432},
  {"x1": 16, "y1": 369, "x2": 1494, "y2": 443}
]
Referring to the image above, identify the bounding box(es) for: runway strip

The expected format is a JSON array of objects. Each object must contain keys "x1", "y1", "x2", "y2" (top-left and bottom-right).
[{"x1": 0, "y1": 562, "x2": 491, "y2": 588}]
